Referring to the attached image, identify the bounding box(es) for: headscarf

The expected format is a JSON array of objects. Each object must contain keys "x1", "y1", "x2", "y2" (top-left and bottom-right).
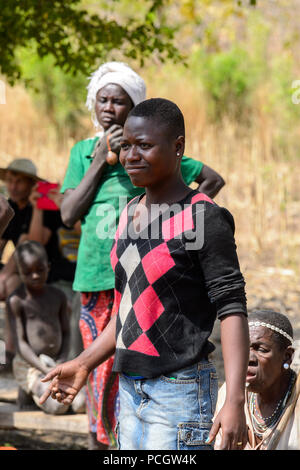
[{"x1": 86, "y1": 62, "x2": 146, "y2": 129}]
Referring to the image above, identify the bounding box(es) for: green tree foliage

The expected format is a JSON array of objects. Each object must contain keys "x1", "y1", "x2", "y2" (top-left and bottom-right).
[
  {"x1": 0, "y1": 0, "x2": 181, "y2": 84},
  {"x1": 1, "y1": 0, "x2": 261, "y2": 136},
  {"x1": 193, "y1": 47, "x2": 254, "y2": 120},
  {"x1": 18, "y1": 49, "x2": 88, "y2": 139}
]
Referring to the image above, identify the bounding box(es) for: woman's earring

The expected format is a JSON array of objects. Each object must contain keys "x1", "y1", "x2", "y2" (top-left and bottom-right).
[
  {"x1": 283, "y1": 363, "x2": 290, "y2": 370},
  {"x1": 176, "y1": 152, "x2": 180, "y2": 156}
]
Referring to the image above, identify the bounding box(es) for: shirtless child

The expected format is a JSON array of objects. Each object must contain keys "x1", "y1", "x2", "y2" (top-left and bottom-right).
[{"x1": 6, "y1": 240, "x2": 83, "y2": 414}]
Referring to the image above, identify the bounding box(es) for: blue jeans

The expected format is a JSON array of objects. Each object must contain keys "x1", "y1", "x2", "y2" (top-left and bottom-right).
[{"x1": 117, "y1": 360, "x2": 218, "y2": 450}]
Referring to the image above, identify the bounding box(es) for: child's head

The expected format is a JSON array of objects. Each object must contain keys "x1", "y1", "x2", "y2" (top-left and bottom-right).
[
  {"x1": 15, "y1": 241, "x2": 49, "y2": 290},
  {"x1": 120, "y1": 98, "x2": 185, "y2": 187}
]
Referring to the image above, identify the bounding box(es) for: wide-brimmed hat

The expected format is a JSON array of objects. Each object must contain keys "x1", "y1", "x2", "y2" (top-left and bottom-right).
[{"x1": 0, "y1": 158, "x2": 43, "y2": 182}]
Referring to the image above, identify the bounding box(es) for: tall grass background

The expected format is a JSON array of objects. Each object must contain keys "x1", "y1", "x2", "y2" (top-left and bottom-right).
[{"x1": 1, "y1": 5, "x2": 300, "y2": 294}]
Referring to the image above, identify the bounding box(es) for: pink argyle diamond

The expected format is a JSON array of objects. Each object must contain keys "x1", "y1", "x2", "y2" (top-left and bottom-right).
[
  {"x1": 128, "y1": 333, "x2": 160, "y2": 357},
  {"x1": 162, "y1": 206, "x2": 194, "y2": 241},
  {"x1": 133, "y1": 285, "x2": 164, "y2": 332},
  {"x1": 191, "y1": 192, "x2": 214, "y2": 205},
  {"x1": 141, "y1": 242, "x2": 175, "y2": 284}
]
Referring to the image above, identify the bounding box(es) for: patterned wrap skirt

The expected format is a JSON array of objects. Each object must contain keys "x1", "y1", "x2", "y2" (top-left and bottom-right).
[{"x1": 79, "y1": 291, "x2": 119, "y2": 447}]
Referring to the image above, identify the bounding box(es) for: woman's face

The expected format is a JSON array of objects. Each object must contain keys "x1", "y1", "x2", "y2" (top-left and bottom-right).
[
  {"x1": 119, "y1": 115, "x2": 183, "y2": 188},
  {"x1": 246, "y1": 325, "x2": 292, "y2": 394},
  {"x1": 95, "y1": 84, "x2": 133, "y2": 130}
]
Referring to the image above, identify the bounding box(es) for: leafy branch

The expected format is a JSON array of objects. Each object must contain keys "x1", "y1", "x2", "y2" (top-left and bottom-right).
[{"x1": 0, "y1": 0, "x2": 181, "y2": 84}]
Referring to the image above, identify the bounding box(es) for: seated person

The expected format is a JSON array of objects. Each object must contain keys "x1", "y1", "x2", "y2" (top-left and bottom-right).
[
  {"x1": 28, "y1": 182, "x2": 82, "y2": 360},
  {"x1": 0, "y1": 158, "x2": 39, "y2": 299},
  {"x1": 0, "y1": 158, "x2": 80, "y2": 296},
  {"x1": 0, "y1": 158, "x2": 81, "y2": 369},
  {"x1": 214, "y1": 310, "x2": 300, "y2": 450},
  {"x1": 6, "y1": 240, "x2": 84, "y2": 414}
]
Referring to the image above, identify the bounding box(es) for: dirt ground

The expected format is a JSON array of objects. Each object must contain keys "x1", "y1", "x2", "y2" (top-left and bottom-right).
[
  {"x1": 0, "y1": 428, "x2": 87, "y2": 450},
  {"x1": 205, "y1": 261, "x2": 300, "y2": 383},
  {"x1": 0, "y1": 263, "x2": 299, "y2": 449}
]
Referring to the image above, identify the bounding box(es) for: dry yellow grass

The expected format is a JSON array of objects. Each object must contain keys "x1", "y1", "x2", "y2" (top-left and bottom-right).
[
  {"x1": 147, "y1": 77, "x2": 300, "y2": 278},
  {"x1": 1, "y1": 77, "x2": 299, "y2": 288},
  {"x1": 0, "y1": 84, "x2": 70, "y2": 183}
]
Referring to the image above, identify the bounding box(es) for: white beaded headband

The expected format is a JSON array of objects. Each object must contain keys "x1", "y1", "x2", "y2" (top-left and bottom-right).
[{"x1": 248, "y1": 321, "x2": 293, "y2": 345}]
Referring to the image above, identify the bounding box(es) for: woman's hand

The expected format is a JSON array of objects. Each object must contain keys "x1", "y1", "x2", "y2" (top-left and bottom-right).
[
  {"x1": 207, "y1": 402, "x2": 248, "y2": 450},
  {"x1": 60, "y1": 127, "x2": 123, "y2": 226},
  {"x1": 93, "y1": 124, "x2": 123, "y2": 163},
  {"x1": 39, "y1": 359, "x2": 89, "y2": 406}
]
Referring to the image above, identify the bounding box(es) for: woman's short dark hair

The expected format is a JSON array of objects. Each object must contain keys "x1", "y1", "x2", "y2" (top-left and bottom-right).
[
  {"x1": 128, "y1": 98, "x2": 185, "y2": 139},
  {"x1": 248, "y1": 310, "x2": 293, "y2": 350}
]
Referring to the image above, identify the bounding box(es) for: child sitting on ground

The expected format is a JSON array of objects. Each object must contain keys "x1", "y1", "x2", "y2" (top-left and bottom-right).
[{"x1": 6, "y1": 240, "x2": 84, "y2": 414}]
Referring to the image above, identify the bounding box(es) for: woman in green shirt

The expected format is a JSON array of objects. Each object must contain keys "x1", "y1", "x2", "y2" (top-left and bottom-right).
[{"x1": 60, "y1": 62, "x2": 225, "y2": 449}]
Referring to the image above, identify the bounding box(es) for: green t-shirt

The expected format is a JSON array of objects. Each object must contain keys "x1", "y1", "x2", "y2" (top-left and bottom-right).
[{"x1": 61, "y1": 136, "x2": 203, "y2": 292}]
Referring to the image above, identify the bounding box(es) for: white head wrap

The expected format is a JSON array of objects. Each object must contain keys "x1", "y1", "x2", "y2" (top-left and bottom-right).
[{"x1": 86, "y1": 61, "x2": 146, "y2": 129}]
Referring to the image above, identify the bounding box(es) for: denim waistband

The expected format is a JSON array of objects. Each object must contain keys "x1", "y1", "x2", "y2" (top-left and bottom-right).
[{"x1": 122, "y1": 358, "x2": 214, "y2": 380}]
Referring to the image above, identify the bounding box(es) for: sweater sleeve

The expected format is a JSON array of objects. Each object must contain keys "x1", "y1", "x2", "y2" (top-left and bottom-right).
[{"x1": 197, "y1": 203, "x2": 247, "y2": 319}]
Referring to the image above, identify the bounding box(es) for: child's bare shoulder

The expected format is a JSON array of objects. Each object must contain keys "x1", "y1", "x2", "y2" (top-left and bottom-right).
[
  {"x1": 6, "y1": 285, "x2": 26, "y2": 313},
  {"x1": 45, "y1": 285, "x2": 68, "y2": 303}
]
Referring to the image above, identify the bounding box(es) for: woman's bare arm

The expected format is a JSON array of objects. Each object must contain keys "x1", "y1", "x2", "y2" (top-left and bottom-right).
[
  {"x1": 195, "y1": 164, "x2": 225, "y2": 198},
  {"x1": 208, "y1": 313, "x2": 249, "y2": 450},
  {"x1": 61, "y1": 125, "x2": 123, "y2": 227}
]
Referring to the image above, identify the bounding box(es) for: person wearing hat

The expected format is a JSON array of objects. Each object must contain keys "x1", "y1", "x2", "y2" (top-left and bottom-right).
[
  {"x1": 0, "y1": 158, "x2": 41, "y2": 295},
  {"x1": 0, "y1": 159, "x2": 41, "y2": 369},
  {"x1": 60, "y1": 61, "x2": 225, "y2": 450}
]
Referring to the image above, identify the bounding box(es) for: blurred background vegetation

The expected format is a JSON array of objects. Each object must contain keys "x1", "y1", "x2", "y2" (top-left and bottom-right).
[{"x1": 1, "y1": 0, "x2": 300, "y2": 316}]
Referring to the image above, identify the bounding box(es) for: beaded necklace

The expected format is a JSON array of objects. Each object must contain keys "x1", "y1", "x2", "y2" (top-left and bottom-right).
[{"x1": 248, "y1": 370, "x2": 296, "y2": 439}]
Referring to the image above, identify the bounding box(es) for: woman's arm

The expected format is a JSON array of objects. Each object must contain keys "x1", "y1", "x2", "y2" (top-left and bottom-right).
[
  {"x1": 208, "y1": 314, "x2": 249, "y2": 450},
  {"x1": 195, "y1": 164, "x2": 225, "y2": 198},
  {"x1": 197, "y1": 204, "x2": 248, "y2": 449},
  {"x1": 39, "y1": 314, "x2": 117, "y2": 405},
  {"x1": 61, "y1": 125, "x2": 123, "y2": 227}
]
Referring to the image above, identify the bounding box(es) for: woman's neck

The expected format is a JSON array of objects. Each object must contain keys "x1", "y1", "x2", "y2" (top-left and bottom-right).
[
  {"x1": 145, "y1": 175, "x2": 191, "y2": 208},
  {"x1": 256, "y1": 370, "x2": 292, "y2": 411}
]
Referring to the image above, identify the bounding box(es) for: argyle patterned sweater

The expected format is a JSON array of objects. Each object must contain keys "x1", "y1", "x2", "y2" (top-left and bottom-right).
[{"x1": 110, "y1": 189, "x2": 247, "y2": 378}]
